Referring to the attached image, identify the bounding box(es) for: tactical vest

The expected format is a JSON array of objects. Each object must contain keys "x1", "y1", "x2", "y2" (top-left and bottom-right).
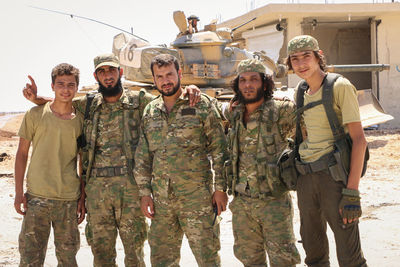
[
  {"x1": 295, "y1": 73, "x2": 369, "y2": 184},
  {"x1": 226, "y1": 99, "x2": 292, "y2": 197},
  {"x1": 81, "y1": 89, "x2": 147, "y2": 184}
]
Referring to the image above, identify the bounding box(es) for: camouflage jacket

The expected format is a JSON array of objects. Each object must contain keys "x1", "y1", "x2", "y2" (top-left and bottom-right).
[
  {"x1": 133, "y1": 93, "x2": 228, "y2": 198},
  {"x1": 226, "y1": 99, "x2": 296, "y2": 197},
  {"x1": 74, "y1": 89, "x2": 154, "y2": 183}
]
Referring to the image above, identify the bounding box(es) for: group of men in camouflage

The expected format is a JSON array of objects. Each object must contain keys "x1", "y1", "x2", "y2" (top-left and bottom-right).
[{"x1": 15, "y1": 34, "x2": 367, "y2": 267}]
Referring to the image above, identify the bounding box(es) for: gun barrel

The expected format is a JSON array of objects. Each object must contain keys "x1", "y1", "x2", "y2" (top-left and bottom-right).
[
  {"x1": 232, "y1": 17, "x2": 257, "y2": 32},
  {"x1": 326, "y1": 64, "x2": 390, "y2": 72}
]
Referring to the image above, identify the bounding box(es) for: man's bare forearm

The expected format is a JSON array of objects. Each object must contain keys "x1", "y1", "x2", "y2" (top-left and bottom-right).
[
  {"x1": 33, "y1": 95, "x2": 53, "y2": 106},
  {"x1": 14, "y1": 150, "x2": 28, "y2": 196}
]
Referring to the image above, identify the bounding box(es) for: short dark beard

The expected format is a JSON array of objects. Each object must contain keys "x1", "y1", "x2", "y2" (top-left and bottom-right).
[
  {"x1": 98, "y1": 78, "x2": 123, "y2": 97},
  {"x1": 238, "y1": 85, "x2": 264, "y2": 104},
  {"x1": 157, "y1": 78, "x2": 181, "y2": 97}
]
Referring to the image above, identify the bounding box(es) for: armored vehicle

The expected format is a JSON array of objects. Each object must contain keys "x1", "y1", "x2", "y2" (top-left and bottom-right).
[{"x1": 110, "y1": 11, "x2": 280, "y2": 94}]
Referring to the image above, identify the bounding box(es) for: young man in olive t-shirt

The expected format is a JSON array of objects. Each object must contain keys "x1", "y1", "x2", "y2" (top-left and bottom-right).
[
  {"x1": 14, "y1": 63, "x2": 85, "y2": 266},
  {"x1": 286, "y1": 35, "x2": 368, "y2": 267}
]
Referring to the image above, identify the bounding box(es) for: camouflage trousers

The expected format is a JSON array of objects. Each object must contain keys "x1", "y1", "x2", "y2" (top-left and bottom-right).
[
  {"x1": 229, "y1": 192, "x2": 300, "y2": 267},
  {"x1": 85, "y1": 176, "x2": 148, "y2": 267},
  {"x1": 149, "y1": 190, "x2": 221, "y2": 267},
  {"x1": 18, "y1": 194, "x2": 80, "y2": 267}
]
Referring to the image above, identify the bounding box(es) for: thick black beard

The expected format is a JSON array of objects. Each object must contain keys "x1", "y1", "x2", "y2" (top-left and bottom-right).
[
  {"x1": 238, "y1": 85, "x2": 264, "y2": 104},
  {"x1": 156, "y1": 78, "x2": 181, "y2": 97},
  {"x1": 98, "y1": 78, "x2": 123, "y2": 97}
]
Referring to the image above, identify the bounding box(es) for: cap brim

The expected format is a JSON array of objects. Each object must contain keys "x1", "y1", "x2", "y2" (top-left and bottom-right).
[
  {"x1": 95, "y1": 61, "x2": 120, "y2": 70},
  {"x1": 288, "y1": 48, "x2": 319, "y2": 56}
]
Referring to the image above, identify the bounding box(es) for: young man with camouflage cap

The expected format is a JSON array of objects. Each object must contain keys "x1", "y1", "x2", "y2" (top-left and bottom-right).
[
  {"x1": 134, "y1": 54, "x2": 227, "y2": 267},
  {"x1": 287, "y1": 35, "x2": 368, "y2": 266},
  {"x1": 225, "y1": 58, "x2": 300, "y2": 266}
]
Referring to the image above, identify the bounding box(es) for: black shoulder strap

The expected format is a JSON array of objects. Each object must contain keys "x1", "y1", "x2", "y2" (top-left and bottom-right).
[
  {"x1": 322, "y1": 73, "x2": 344, "y2": 140},
  {"x1": 295, "y1": 81, "x2": 308, "y2": 110},
  {"x1": 84, "y1": 94, "x2": 95, "y2": 120},
  {"x1": 294, "y1": 81, "x2": 308, "y2": 147}
]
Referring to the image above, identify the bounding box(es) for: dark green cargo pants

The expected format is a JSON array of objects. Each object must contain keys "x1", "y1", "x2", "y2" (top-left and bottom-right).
[{"x1": 297, "y1": 170, "x2": 367, "y2": 267}]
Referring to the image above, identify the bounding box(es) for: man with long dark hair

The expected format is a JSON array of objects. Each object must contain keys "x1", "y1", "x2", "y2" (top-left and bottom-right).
[{"x1": 226, "y1": 59, "x2": 300, "y2": 266}]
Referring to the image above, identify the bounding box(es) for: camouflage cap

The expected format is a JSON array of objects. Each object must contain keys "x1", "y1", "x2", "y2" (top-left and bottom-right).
[
  {"x1": 287, "y1": 35, "x2": 319, "y2": 55},
  {"x1": 94, "y1": 53, "x2": 120, "y2": 70},
  {"x1": 237, "y1": 59, "x2": 266, "y2": 75}
]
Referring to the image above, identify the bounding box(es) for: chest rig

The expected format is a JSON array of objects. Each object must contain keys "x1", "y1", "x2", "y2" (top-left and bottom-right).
[
  {"x1": 227, "y1": 100, "x2": 290, "y2": 198},
  {"x1": 81, "y1": 90, "x2": 146, "y2": 184}
]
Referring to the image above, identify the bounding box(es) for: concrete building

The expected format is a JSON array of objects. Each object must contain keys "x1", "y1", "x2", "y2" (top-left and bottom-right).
[{"x1": 219, "y1": 2, "x2": 400, "y2": 128}]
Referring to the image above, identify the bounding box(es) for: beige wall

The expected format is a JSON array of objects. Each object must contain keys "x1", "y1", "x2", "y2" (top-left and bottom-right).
[
  {"x1": 376, "y1": 14, "x2": 400, "y2": 128},
  {"x1": 287, "y1": 16, "x2": 303, "y2": 88}
]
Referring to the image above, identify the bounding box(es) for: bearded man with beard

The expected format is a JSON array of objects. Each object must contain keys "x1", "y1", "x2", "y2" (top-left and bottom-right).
[
  {"x1": 134, "y1": 54, "x2": 228, "y2": 267},
  {"x1": 22, "y1": 53, "x2": 201, "y2": 267},
  {"x1": 226, "y1": 59, "x2": 301, "y2": 267}
]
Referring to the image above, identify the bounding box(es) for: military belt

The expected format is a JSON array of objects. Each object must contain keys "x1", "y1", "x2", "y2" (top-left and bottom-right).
[
  {"x1": 91, "y1": 166, "x2": 128, "y2": 177},
  {"x1": 295, "y1": 152, "x2": 337, "y2": 175},
  {"x1": 235, "y1": 191, "x2": 273, "y2": 199}
]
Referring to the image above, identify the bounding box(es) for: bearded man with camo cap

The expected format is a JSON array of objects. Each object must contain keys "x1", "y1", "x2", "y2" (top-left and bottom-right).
[
  {"x1": 225, "y1": 58, "x2": 300, "y2": 267},
  {"x1": 287, "y1": 35, "x2": 368, "y2": 267}
]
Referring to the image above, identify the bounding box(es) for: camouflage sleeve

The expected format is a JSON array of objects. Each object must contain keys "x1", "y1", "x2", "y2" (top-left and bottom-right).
[
  {"x1": 138, "y1": 89, "x2": 156, "y2": 118},
  {"x1": 72, "y1": 95, "x2": 87, "y2": 115},
  {"x1": 133, "y1": 106, "x2": 154, "y2": 197},
  {"x1": 278, "y1": 100, "x2": 297, "y2": 139},
  {"x1": 204, "y1": 101, "x2": 228, "y2": 192}
]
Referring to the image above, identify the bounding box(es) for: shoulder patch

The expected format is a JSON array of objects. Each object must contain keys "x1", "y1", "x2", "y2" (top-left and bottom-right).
[{"x1": 181, "y1": 108, "x2": 196, "y2": 116}]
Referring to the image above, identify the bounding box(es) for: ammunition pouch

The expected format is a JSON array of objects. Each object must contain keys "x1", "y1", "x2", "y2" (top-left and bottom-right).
[
  {"x1": 330, "y1": 133, "x2": 369, "y2": 184},
  {"x1": 265, "y1": 162, "x2": 287, "y2": 197},
  {"x1": 257, "y1": 160, "x2": 287, "y2": 198},
  {"x1": 277, "y1": 148, "x2": 298, "y2": 191}
]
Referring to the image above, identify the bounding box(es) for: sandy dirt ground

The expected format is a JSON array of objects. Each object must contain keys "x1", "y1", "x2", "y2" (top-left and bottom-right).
[{"x1": 0, "y1": 113, "x2": 399, "y2": 267}]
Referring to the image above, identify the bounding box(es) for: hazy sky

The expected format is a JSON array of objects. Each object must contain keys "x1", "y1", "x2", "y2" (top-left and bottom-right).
[{"x1": 0, "y1": 0, "x2": 389, "y2": 112}]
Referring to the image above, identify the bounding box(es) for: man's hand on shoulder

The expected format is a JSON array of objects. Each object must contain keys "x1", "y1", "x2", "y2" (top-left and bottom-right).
[
  {"x1": 229, "y1": 99, "x2": 239, "y2": 112},
  {"x1": 23, "y1": 75, "x2": 38, "y2": 102},
  {"x1": 22, "y1": 75, "x2": 52, "y2": 105},
  {"x1": 183, "y1": 85, "x2": 201, "y2": 107}
]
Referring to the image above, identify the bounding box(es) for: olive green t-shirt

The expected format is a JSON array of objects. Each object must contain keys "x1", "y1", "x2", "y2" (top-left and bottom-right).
[
  {"x1": 295, "y1": 76, "x2": 361, "y2": 163},
  {"x1": 18, "y1": 102, "x2": 83, "y2": 200}
]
